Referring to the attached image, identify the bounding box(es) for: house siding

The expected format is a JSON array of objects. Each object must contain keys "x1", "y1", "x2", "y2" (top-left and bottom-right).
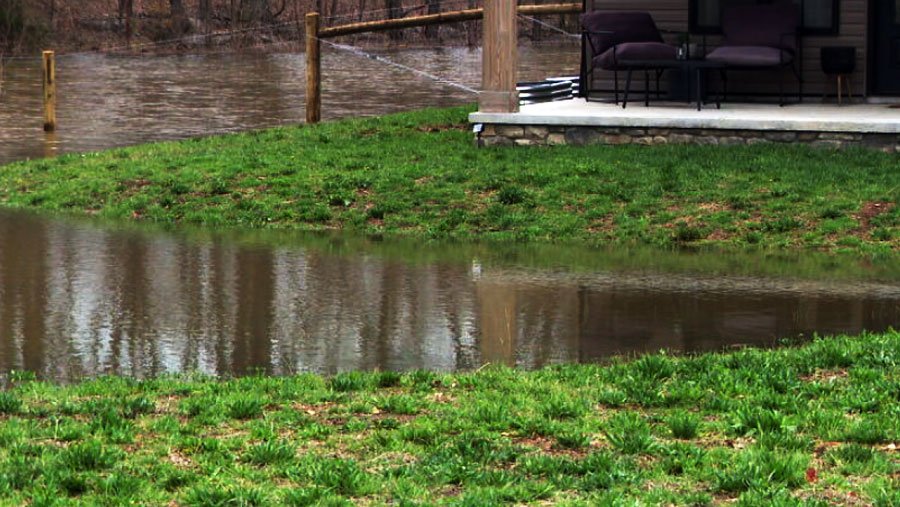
[{"x1": 583, "y1": 0, "x2": 867, "y2": 98}]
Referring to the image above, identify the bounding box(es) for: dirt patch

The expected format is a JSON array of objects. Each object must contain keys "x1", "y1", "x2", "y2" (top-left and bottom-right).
[
  {"x1": 855, "y1": 201, "x2": 895, "y2": 231},
  {"x1": 801, "y1": 369, "x2": 849, "y2": 383},
  {"x1": 168, "y1": 451, "x2": 193, "y2": 468},
  {"x1": 416, "y1": 124, "x2": 468, "y2": 133},
  {"x1": 698, "y1": 202, "x2": 728, "y2": 213},
  {"x1": 706, "y1": 229, "x2": 732, "y2": 241},
  {"x1": 514, "y1": 435, "x2": 600, "y2": 458}
]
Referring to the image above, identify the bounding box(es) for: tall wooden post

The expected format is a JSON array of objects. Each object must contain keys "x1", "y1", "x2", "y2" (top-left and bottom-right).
[
  {"x1": 42, "y1": 50, "x2": 56, "y2": 132},
  {"x1": 479, "y1": 0, "x2": 518, "y2": 112},
  {"x1": 305, "y1": 12, "x2": 321, "y2": 124}
]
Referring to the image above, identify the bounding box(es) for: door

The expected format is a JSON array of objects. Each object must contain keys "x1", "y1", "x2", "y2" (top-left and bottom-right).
[{"x1": 872, "y1": 0, "x2": 900, "y2": 94}]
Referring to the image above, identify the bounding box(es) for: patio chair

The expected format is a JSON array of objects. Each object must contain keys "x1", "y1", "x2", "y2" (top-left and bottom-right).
[
  {"x1": 705, "y1": 2, "x2": 803, "y2": 106},
  {"x1": 581, "y1": 11, "x2": 678, "y2": 105}
]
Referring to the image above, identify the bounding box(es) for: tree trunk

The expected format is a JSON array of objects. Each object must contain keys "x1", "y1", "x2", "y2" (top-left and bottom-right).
[
  {"x1": 357, "y1": 0, "x2": 366, "y2": 21},
  {"x1": 386, "y1": 0, "x2": 402, "y2": 41},
  {"x1": 198, "y1": 0, "x2": 211, "y2": 28},
  {"x1": 244, "y1": 0, "x2": 272, "y2": 24},
  {"x1": 170, "y1": 0, "x2": 191, "y2": 36},
  {"x1": 423, "y1": 0, "x2": 440, "y2": 40},
  {"x1": 465, "y1": 0, "x2": 477, "y2": 47},
  {"x1": 531, "y1": 0, "x2": 543, "y2": 41}
]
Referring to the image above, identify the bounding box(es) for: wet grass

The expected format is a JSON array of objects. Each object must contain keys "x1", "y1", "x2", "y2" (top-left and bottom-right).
[
  {"x1": 0, "y1": 331, "x2": 897, "y2": 505},
  {"x1": 0, "y1": 106, "x2": 897, "y2": 254}
]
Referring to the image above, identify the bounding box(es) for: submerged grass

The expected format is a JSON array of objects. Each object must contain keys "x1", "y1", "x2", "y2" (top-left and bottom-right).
[
  {"x1": 0, "y1": 331, "x2": 897, "y2": 505},
  {"x1": 0, "y1": 106, "x2": 897, "y2": 254}
]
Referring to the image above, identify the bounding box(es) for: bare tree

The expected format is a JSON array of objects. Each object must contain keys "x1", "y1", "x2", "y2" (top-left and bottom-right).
[
  {"x1": 170, "y1": 0, "x2": 185, "y2": 16},
  {"x1": 465, "y1": 0, "x2": 477, "y2": 47},
  {"x1": 385, "y1": 0, "x2": 402, "y2": 40},
  {"x1": 424, "y1": 0, "x2": 440, "y2": 40}
]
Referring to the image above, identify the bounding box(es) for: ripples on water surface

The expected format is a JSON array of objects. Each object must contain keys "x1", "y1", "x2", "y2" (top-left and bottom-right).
[
  {"x1": 0, "y1": 46, "x2": 580, "y2": 165},
  {"x1": 1, "y1": 210, "x2": 898, "y2": 382}
]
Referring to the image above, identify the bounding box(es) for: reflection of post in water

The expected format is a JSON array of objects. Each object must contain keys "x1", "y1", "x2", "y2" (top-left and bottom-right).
[
  {"x1": 476, "y1": 281, "x2": 517, "y2": 367},
  {"x1": 43, "y1": 130, "x2": 58, "y2": 159},
  {"x1": 232, "y1": 248, "x2": 275, "y2": 374}
]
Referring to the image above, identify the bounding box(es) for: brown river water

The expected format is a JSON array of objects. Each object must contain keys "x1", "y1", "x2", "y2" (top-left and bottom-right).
[
  {"x1": 0, "y1": 47, "x2": 898, "y2": 381},
  {"x1": 0, "y1": 45, "x2": 579, "y2": 165}
]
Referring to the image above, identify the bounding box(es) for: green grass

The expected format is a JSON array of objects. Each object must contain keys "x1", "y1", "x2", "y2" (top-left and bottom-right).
[
  {"x1": 0, "y1": 331, "x2": 897, "y2": 505},
  {"x1": 0, "y1": 106, "x2": 897, "y2": 253}
]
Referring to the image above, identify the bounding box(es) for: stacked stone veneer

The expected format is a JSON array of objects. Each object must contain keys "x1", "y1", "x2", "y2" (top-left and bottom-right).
[{"x1": 479, "y1": 124, "x2": 900, "y2": 152}]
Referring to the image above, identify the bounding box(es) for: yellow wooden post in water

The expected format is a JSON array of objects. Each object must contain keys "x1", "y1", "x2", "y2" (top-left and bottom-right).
[
  {"x1": 305, "y1": 13, "x2": 321, "y2": 124},
  {"x1": 42, "y1": 50, "x2": 56, "y2": 132}
]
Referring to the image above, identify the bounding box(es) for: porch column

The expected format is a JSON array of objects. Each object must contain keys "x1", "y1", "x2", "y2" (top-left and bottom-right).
[{"x1": 479, "y1": 0, "x2": 519, "y2": 112}]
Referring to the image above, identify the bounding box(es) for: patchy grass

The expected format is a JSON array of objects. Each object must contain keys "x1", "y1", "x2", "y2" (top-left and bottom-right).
[
  {"x1": 0, "y1": 331, "x2": 898, "y2": 505},
  {"x1": 0, "y1": 106, "x2": 897, "y2": 254}
]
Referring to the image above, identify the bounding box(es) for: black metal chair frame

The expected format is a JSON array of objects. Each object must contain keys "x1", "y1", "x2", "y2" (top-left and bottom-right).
[
  {"x1": 707, "y1": 30, "x2": 804, "y2": 106},
  {"x1": 582, "y1": 27, "x2": 679, "y2": 105}
]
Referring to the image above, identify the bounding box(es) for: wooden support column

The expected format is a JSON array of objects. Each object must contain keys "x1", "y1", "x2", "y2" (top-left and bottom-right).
[
  {"x1": 42, "y1": 50, "x2": 56, "y2": 132},
  {"x1": 480, "y1": 0, "x2": 518, "y2": 112},
  {"x1": 305, "y1": 12, "x2": 321, "y2": 124}
]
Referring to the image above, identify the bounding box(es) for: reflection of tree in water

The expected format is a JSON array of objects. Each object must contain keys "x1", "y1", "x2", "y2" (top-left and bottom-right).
[
  {"x1": 0, "y1": 214, "x2": 48, "y2": 374},
  {"x1": 1, "y1": 212, "x2": 899, "y2": 381}
]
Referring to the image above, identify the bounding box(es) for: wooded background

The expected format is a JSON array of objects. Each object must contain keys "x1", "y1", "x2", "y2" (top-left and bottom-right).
[{"x1": 0, "y1": 0, "x2": 577, "y2": 54}]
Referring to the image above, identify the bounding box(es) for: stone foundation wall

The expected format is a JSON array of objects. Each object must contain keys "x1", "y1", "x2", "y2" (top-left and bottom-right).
[{"x1": 478, "y1": 125, "x2": 900, "y2": 152}]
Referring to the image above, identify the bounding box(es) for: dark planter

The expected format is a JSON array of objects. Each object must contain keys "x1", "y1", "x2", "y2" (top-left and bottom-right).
[{"x1": 820, "y1": 46, "x2": 856, "y2": 75}]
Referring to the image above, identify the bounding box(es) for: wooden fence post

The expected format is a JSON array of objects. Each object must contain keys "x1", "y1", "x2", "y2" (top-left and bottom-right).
[
  {"x1": 42, "y1": 50, "x2": 57, "y2": 132},
  {"x1": 480, "y1": 0, "x2": 518, "y2": 113},
  {"x1": 305, "y1": 12, "x2": 321, "y2": 124}
]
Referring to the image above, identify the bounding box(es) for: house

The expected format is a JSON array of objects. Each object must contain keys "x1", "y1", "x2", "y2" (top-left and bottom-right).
[{"x1": 469, "y1": 0, "x2": 900, "y2": 151}]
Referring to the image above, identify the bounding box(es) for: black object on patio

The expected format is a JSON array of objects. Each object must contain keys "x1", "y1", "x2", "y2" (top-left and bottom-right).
[
  {"x1": 705, "y1": 2, "x2": 803, "y2": 106},
  {"x1": 820, "y1": 46, "x2": 856, "y2": 104},
  {"x1": 581, "y1": 11, "x2": 678, "y2": 104}
]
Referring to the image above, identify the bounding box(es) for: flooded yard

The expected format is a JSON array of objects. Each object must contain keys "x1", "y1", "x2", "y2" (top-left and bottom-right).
[{"x1": 1, "y1": 210, "x2": 897, "y2": 382}]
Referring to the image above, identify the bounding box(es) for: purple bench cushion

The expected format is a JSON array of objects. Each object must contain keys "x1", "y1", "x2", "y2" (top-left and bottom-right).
[
  {"x1": 706, "y1": 46, "x2": 793, "y2": 67},
  {"x1": 721, "y1": 3, "x2": 800, "y2": 51},
  {"x1": 594, "y1": 42, "x2": 678, "y2": 69}
]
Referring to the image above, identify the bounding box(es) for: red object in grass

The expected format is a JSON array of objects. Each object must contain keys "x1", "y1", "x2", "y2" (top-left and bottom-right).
[{"x1": 806, "y1": 468, "x2": 818, "y2": 483}]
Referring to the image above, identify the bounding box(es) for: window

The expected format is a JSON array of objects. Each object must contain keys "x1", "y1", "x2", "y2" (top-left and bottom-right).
[{"x1": 690, "y1": 0, "x2": 839, "y2": 35}]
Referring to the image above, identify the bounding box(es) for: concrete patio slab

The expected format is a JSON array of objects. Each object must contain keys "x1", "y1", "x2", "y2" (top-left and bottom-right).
[{"x1": 470, "y1": 99, "x2": 900, "y2": 134}]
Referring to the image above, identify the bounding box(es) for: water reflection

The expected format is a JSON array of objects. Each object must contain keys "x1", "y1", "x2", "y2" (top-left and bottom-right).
[
  {"x1": 0, "y1": 46, "x2": 580, "y2": 165},
  {"x1": 0, "y1": 210, "x2": 897, "y2": 382}
]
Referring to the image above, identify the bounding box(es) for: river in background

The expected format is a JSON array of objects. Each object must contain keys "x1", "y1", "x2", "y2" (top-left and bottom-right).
[
  {"x1": 0, "y1": 45, "x2": 580, "y2": 166},
  {"x1": 1, "y1": 209, "x2": 898, "y2": 383}
]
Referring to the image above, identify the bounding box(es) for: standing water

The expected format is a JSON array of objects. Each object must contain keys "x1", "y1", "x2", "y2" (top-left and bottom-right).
[{"x1": 0, "y1": 210, "x2": 898, "y2": 383}]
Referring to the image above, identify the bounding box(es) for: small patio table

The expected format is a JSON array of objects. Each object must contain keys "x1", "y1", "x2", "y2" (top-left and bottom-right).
[{"x1": 619, "y1": 59, "x2": 725, "y2": 111}]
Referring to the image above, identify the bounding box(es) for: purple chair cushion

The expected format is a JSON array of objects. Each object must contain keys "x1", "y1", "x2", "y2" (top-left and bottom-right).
[
  {"x1": 706, "y1": 46, "x2": 794, "y2": 67},
  {"x1": 581, "y1": 11, "x2": 664, "y2": 56},
  {"x1": 721, "y1": 3, "x2": 800, "y2": 51},
  {"x1": 594, "y1": 42, "x2": 678, "y2": 69}
]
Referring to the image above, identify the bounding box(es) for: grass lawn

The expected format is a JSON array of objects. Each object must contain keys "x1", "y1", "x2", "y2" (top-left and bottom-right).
[
  {"x1": 0, "y1": 332, "x2": 897, "y2": 505},
  {"x1": 0, "y1": 106, "x2": 896, "y2": 254}
]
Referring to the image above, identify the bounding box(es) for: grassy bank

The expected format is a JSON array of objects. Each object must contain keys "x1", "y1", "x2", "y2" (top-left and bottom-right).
[
  {"x1": 0, "y1": 107, "x2": 897, "y2": 253},
  {"x1": 0, "y1": 332, "x2": 898, "y2": 505}
]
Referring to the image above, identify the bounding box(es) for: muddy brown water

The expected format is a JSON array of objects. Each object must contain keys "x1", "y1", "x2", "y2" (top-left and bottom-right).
[
  {"x1": 0, "y1": 46, "x2": 579, "y2": 165},
  {"x1": 1, "y1": 209, "x2": 898, "y2": 382}
]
